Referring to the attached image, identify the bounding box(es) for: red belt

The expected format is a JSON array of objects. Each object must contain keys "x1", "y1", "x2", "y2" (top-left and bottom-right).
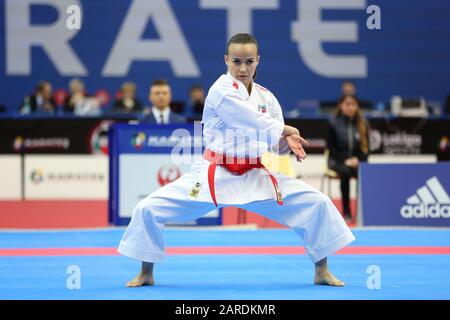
[{"x1": 203, "y1": 149, "x2": 283, "y2": 207}]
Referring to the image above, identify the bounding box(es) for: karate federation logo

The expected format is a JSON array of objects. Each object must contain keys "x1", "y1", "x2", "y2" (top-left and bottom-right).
[
  {"x1": 258, "y1": 104, "x2": 267, "y2": 113},
  {"x1": 131, "y1": 132, "x2": 146, "y2": 150},
  {"x1": 30, "y1": 170, "x2": 44, "y2": 184}
]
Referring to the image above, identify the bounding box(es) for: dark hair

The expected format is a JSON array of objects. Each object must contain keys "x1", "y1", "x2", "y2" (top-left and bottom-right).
[
  {"x1": 226, "y1": 33, "x2": 259, "y2": 55},
  {"x1": 342, "y1": 80, "x2": 355, "y2": 86},
  {"x1": 337, "y1": 94, "x2": 359, "y2": 106},
  {"x1": 35, "y1": 81, "x2": 50, "y2": 92},
  {"x1": 189, "y1": 84, "x2": 204, "y2": 92},
  {"x1": 151, "y1": 79, "x2": 169, "y2": 87},
  {"x1": 226, "y1": 33, "x2": 259, "y2": 80},
  {"x1": 336, "y1": 94, "x2": 369, "y2": 154}
]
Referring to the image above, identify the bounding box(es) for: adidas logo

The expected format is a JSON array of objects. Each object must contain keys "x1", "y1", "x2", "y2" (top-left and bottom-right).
[{"x1": 401, "y1": 177, "x2": 450, "y2": 219}]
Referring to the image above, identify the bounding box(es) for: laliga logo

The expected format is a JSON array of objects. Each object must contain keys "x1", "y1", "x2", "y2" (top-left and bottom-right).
[
  {"x1": 30, "y1": 170, "x2": 44, "y2": 184},
  {"x1": 401, "y1": 177, "x2": 450, "y2": 219},
  {"x1": 157, "y1": 165, "x2": 181, "y2": 186},
  {"x1": 132, "y1": 132, "x2": 146, "y2": 149}
]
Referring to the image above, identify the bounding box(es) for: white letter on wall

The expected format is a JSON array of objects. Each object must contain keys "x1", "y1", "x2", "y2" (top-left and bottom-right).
[
  {"x1": 200, "y1": 0, "x2": 279, "y2": 40},
  {"x1": 6, "y1": 0, "x2": 87, "y2": 76},
  {"x1": 103, "y1": 0, "x2": 199, "y2": 77},
  {"x1": 291, "y1": 0, "x2": 367, "y2": 78}
]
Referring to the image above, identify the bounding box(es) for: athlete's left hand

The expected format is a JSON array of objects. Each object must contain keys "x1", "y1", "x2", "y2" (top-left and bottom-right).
[{"x1": 285, "y1": 134, "x2": 309, "y2": 162}]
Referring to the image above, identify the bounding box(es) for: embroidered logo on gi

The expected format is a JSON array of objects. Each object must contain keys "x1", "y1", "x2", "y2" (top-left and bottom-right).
[
  {"x1": 258, "y1": 104, "x2": 267, "y2": 113},
  {"x1": 189, "y1": 182, "x2": 201, "y2": 198},
  {"x1": 232, "y1": 81, "x2": 239, "y2": 89}
]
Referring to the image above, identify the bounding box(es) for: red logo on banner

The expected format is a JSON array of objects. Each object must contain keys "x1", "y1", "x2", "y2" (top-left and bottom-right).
[{"x1": 157, "y1": 165, "x2": 182, "y2": 186}]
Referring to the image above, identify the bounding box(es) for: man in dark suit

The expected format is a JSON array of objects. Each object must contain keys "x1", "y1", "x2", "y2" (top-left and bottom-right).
[{"x1": 142, "y1": 79, "x2": 186, "y2": 124}]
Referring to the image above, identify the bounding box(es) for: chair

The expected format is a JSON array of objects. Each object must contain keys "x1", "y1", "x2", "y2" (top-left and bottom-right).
[{"x1": 319, "y1": 149, "x2": 339, "y2": 196}]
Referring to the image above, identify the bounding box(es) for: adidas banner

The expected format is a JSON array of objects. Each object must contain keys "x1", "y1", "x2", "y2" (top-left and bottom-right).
[{"x1": 359, "y1": 163, "x2": 450, "y2": 227}]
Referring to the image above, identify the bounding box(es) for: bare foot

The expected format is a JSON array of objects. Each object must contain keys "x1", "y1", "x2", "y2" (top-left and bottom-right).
[
  {"x1": 126, "y1": 273, "x2": 154, "y2": 287},
  {"x1": 314, "y1": 270, "x2": 345, "y2": 287}
]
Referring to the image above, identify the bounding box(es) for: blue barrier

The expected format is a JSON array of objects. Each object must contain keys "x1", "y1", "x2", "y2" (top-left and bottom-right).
[{"x1": 358, "y1": 163, "x2": 450, "y2": 227}]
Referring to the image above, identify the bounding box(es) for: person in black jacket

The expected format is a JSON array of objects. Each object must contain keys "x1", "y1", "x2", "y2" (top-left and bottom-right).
[{"x1": 327, "y1": 94, "x2": 370, "y2": 221}]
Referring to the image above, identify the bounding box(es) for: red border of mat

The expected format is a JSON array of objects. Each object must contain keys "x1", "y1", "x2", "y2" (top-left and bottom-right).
[{"x1": 1, "y1": 246, "x2": 450, "y2": 257}]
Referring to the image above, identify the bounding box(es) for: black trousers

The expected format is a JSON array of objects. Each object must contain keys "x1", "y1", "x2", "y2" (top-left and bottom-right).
[{"x1": 328, "y1": 162, "x2": 358, "y2": 216}]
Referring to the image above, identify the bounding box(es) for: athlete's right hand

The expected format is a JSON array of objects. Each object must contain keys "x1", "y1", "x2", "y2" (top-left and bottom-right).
[{"x1": 285, "y1": 133, "x2": 309, "y2": 162}]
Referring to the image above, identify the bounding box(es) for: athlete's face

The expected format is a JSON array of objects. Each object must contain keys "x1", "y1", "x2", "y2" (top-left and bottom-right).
[{"x1": 225, "y1": 43, "x2": 259, "y2": 88}]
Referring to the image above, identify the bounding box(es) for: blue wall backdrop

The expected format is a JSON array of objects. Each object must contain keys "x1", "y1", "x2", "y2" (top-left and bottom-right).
[{"x1": 0, "y1": 0, "x2": 449, "y2": 113}]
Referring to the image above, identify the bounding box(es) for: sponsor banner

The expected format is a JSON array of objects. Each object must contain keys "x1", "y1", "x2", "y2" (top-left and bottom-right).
[
  {"x1": 109, "y1": 123, "x2": 220, "y2": 226},
  {"x1": 0, "y1": 155, "x2": 22, "y2": 199},
  {"x1": 287, "y1": 118, "x2": 450, "y2": 160},
  {"x1": 116, "y1": 123, "x2": 203, "y2": 154},
  {"x1": 1, "y1": 117, "x2": 449, "y2": 160},
  {"x1": 0, "y1": 118, "x2": 131, "y2": 154},
  {"x1": 119, "y1": 154, "x2": 219, "y2": 224},
  {"x1": 359, "y1": 163, "x2": 450, "y2": 227},
  {"x1": 25, "y1": 155, "x2": 108, "y2": 199}
]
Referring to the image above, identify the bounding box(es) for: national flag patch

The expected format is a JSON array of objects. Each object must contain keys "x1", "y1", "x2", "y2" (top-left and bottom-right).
[{"x1": 258, "y1": 104, "x2": 267, "y2": 113}]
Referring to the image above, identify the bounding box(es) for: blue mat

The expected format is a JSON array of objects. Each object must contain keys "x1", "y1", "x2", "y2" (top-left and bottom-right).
[{"x1": 0, "y1": 228, "x2": 449, "y2": 300}]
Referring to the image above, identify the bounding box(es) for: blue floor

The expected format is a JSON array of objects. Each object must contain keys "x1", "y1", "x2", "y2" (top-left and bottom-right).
[{"x1": 1, "y1": 228, "x2": 450, "y2": 300}]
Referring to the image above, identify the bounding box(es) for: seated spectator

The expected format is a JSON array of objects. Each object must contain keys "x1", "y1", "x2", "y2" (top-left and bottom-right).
[
  {"x1": 186, "y1": 84, "x2": 205, "y2": 116},
  {"x1": 142, "y1": 79, "x2": 186, "y2": 124},
  {"x1": 111, "y1": 82, "x2": 144, "y2": 114},
  {"x1": 326, "y1": 94, "x2": 370, "y2": 222},
  {"x1": 64, "y1": 78, "x2": 101, "y2": 115},
  {"x1": 19, "y1": 81, "x2": 55, "y2": 115},
  {"x1": 320, "y1": 81, "x2": 372, "y2": 115}
]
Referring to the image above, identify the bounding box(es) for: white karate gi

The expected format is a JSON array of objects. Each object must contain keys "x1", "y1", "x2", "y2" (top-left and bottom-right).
[{"x1": 118, "y1": 73, "x2": 355, "y2": 263}]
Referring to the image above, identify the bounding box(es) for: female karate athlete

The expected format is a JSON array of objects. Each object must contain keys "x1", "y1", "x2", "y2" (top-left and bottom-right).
[{"x1": 118, "y1": 33, "x2": 355, "y2": 287}]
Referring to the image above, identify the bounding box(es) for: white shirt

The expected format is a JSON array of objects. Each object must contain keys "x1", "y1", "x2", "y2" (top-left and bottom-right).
[
  {"x1": 152, "y1": 106, "x2": 171, "y2": 124},
  {"x1": 202, "y1": 72, "x2": 285, "y2": 158}
]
